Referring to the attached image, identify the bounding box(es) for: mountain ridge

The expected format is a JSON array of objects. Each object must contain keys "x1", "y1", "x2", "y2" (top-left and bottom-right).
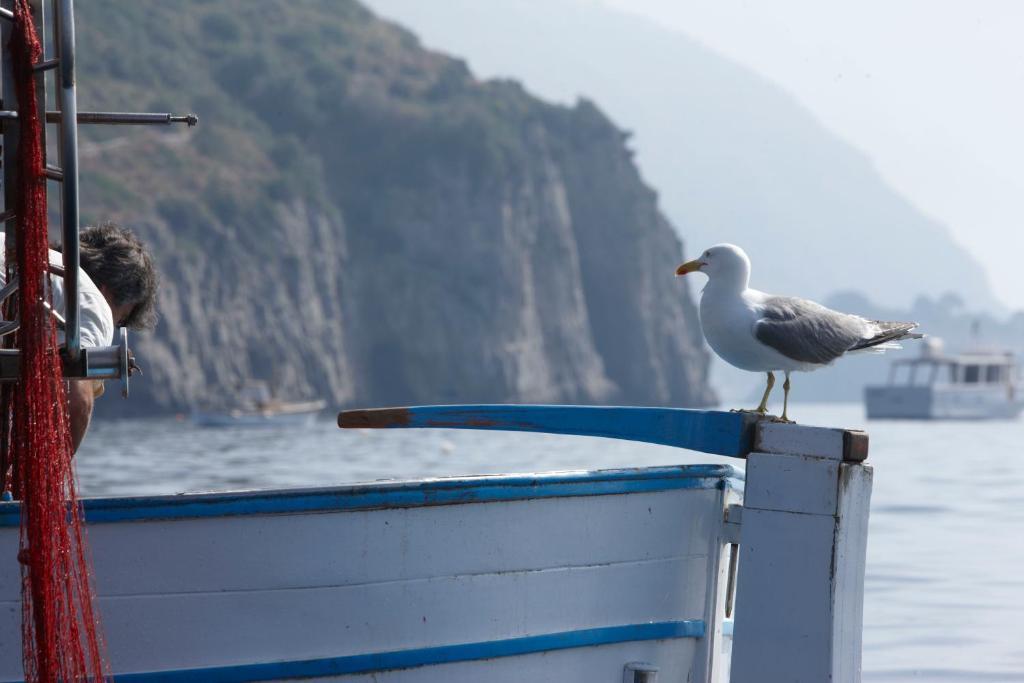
[{"x1": 366, "y1": 0, "x2": 1001, "y2": 312}]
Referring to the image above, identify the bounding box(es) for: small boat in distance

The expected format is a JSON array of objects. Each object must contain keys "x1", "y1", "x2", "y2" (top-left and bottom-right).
[
  {"x1": 865, "y1": 338, "x2": 1024, "y2": 419},
  {"x1": 191, "y1": 381, "x2": 326, "y2": 427}
]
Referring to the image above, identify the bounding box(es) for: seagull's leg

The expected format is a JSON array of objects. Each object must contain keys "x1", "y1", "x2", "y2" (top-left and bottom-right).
[
  {"x1": 731, "y1": 372, "x2": 774, "y2": 414},
  {"x1": 776, "y1": 371, "x2": 795, "y2": 423},
  {"x1": 755, "y1": 371, "x2": 775, "y2": 414}
]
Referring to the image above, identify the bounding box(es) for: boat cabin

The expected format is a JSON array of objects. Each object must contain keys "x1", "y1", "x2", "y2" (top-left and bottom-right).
[
  {"x1": 866, "y1": 339, "x2": 1023, "y2": 419},
  {"x1": 886, "y1": 350, "x2": 1017, "y2": 389}
]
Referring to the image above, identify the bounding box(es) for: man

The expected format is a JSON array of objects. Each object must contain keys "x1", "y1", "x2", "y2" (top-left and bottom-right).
[{"x1": 2, "y1": 222, "x2": 159, "y2": 452}]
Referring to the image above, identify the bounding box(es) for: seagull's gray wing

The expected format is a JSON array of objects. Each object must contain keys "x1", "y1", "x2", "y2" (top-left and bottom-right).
[{"x1": 754, "y1": 296, "x2": 868, "y2": 365}]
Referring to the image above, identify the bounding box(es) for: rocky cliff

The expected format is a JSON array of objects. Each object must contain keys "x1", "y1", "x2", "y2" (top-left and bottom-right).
[{"x1": 72, "y1": 0, "x2": 713, "y2": 415}]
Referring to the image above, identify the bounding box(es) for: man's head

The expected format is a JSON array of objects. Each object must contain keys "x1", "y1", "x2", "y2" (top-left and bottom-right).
[{"x1": 78, "y1": 223, "x2": 159, "y2": 331}]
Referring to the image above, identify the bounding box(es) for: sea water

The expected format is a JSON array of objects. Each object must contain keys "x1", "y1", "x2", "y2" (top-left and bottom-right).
[{"x1": 76, "y1": 403, "x2": 1024, "y2": 681}]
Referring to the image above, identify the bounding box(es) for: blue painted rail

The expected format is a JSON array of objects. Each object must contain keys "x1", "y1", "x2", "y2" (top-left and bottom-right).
[
  {"x1": 0, "y1": 464, "x2": 742, "y2": 527},
  {"x1": 338, "y1": 405, "x2": 762, "y2": 458}
]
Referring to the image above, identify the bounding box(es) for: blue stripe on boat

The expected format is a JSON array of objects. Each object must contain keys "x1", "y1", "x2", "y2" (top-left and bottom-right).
[
  {"x1": 340, "y1": 405, "x2": 760, "y2": 457},
  {"x1": 0, "y1": 464, "x2": 742, "y2": 526},
  {"x1": 102, "y1": 620, "x2": 704, "y2": 683}
]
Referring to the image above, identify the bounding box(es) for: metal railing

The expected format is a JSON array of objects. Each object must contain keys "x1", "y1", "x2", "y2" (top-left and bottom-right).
[{"x1": 0, "y1": 0, "x2": 196, "y2": 396}]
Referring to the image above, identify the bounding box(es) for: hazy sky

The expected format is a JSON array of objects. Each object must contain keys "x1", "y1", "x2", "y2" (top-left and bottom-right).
[{"x1": 595, "y1": 0, "x2": 1024, "y2": 309}]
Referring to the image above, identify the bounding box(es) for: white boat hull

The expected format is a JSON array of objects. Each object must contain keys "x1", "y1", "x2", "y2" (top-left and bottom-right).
[
  {"x1": 190, "y1": 408, "x2": 320, "y2": 427},
  {"x1": 0, "y1": 466, "x2": 741, "y2": 682},
  {"x1": 0, "y1": 406, "x2": 877, "y2": 683},
  {"x1": 865, "y1": 385, "x2": 1024, "y2": 419}
]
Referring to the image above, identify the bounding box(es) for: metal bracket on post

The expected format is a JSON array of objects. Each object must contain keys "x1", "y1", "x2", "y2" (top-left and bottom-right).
[
  {"x1": 729, "y1": 422, "x2": 872, "y2": 683},
  {"x1": 722, "y1": 503, "x2": 742, "y2": 544},
  {"x1": 60, "y1": 327, "x2": 137, "y2": 397}
]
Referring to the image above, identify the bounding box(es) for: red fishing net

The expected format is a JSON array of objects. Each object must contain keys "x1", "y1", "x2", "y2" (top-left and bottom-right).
[{"x1": 7, "y1": 0, "x2": 108, "y2": 679}]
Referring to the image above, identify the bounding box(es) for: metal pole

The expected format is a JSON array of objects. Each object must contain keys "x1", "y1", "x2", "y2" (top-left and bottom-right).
[
  {"x1": 55, "y1": 111, "x2": 198, "y2": 126},
  {"x1": 0, "y1": 110, "x2": 199, "y2": 125},
  {"x1": 2, "y1": 0, "x2": 19, "y2": 257},
  {"x1": 54, "y1": 0, "x2": 80, "y2": 360}
]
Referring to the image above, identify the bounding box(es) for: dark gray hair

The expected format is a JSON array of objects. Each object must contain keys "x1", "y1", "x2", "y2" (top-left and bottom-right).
[{"x1": 75, "y1": 223, "x2": 159, "y2": 331}]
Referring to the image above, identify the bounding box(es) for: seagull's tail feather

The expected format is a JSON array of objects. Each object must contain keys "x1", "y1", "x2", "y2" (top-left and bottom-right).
[{"x1": 850, "y1": 321, "x2": 923, "y2": 354}]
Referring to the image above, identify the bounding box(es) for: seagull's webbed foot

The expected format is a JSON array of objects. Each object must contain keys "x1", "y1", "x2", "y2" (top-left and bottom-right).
[
  {"x1": 769, "y1": 415, "x2": 796, "y2": 424},
  {"x1": 731, "y1": 407, "x2": 768, "y2": 415}
]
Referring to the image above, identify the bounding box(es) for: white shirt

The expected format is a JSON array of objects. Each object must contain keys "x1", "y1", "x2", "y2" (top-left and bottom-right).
[{"x1": 0, "y1": 234, "x2": 114, "y2": 348}]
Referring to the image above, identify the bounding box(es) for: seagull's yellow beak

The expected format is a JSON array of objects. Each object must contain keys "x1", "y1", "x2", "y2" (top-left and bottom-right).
[{"x1": 675, "y1": 259, "x2": 705, "y2": 276}]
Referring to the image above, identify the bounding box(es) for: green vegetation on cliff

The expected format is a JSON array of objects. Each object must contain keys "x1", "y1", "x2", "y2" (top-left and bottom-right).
[{"x1": 75, "y1": 0, "x2": 713, "y2": 415}]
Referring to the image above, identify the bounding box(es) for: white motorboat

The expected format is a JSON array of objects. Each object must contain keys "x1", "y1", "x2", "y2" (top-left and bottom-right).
[
  {"x1": 191, "y1": 381, "x2": 326, "y2": 427},
  {"x1": 865, "y1": 338, "x2": 1024, "y2": 419}
]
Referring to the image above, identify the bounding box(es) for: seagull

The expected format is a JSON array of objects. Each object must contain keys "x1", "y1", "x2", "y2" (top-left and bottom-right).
[{"x1": 676, "y1": 243, "x2": 922, "y2": 422}]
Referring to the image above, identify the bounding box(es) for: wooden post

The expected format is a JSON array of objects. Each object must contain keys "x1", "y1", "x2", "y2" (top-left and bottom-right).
[{"x1": 730, "y1": 422, "x2": 873, "y2": 683}]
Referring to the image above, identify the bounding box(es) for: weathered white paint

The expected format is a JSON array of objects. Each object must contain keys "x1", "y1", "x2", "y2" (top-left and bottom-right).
[
  {"x1": 832, "y1": 463, "x2": 873, "y2": 682},
  {"x1": 694, "y1": 486, "x2": 743, "y2": 683},
  {"x1": 1, "y1": 491, "x2": 723, "y2": 601},
  {"x1": 730, "y1": 445, "x2": 873, "y2": 683},
  {"x1": 756, "y1": 421, "x2": 848, "y2": 460},
  {"x1": 0, "y1": 418, "x2": 875, "y2": 683},
  {"x1": 730, "y1": 505, "x2": 837, "y2": 679},
  {"x1": 0, "y1": 484, "x2": 731, "y2": 681},
  {"x1": 744, "y1": 452, "x2": 839, "y2": 516}
]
